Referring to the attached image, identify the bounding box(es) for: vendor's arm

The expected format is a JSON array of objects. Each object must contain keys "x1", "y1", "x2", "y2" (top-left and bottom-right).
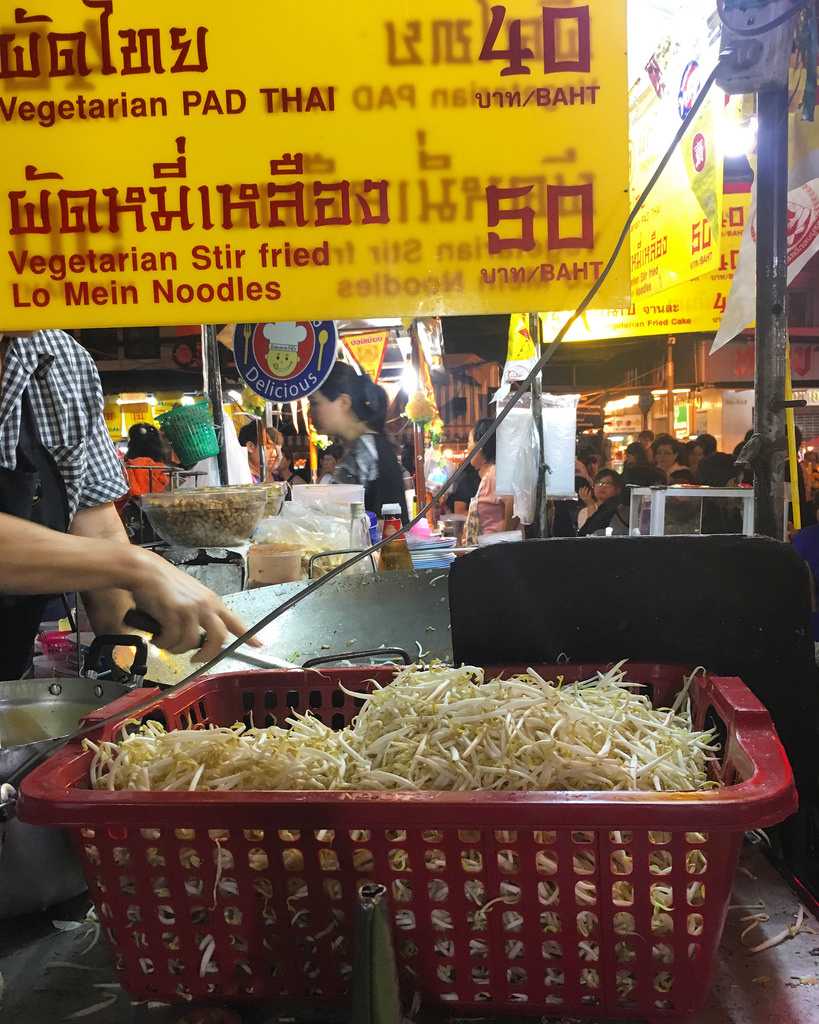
[
  {"x1": 68, "y1": 502, "x2": 141, "y2": 639},
  {"x1": 0, "y1": 511, "x2": 255, "y2": 660}
]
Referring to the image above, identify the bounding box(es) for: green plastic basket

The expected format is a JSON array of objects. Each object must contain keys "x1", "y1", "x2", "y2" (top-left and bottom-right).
[{"x1": 156, "y1": 402, "x2": 220, "y2": 469}]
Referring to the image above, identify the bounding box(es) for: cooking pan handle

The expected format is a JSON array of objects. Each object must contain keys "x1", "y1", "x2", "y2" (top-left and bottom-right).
[
  {"x1": 77, "y1": 687, "x2": 164, "y2": 729},
  {"x1": 122, "y1": 610, "x2": 207, "y2": 654},
  {"x1": 123, "y1": 609, "x2": 161, "y2": 634},
  {"x1": 302, "y1": 648, "x2": 412, "y2": 668},
  {"x1": 83, "y1": 634, "x2": 149, "y2": 688}
]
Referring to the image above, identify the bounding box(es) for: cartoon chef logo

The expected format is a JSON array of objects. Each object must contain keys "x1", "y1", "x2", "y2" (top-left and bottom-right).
[
  {"x1": 258, "y1": 321, "x2": 312, "y2": 379},
  {"x1": 234, "y1": 321, "x2": 338, "y2": 402}
]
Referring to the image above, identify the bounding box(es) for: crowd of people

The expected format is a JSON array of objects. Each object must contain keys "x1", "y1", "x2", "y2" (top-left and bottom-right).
[
  {"x1": 112, "y1": 366, "x2": 417, "y2": 540},
  {"x1": 564, "y1": 429, "x2": 747, "y2": 538},
  {"x1": 117, "y1": 394, "x2": 819, "y2": 545}
]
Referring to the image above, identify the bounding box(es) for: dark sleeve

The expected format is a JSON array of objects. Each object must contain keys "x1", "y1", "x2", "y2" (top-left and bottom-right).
[
  {"x1": 578, "y1": 502, "x2": 617, "y2": 537},
  {"x1": 367, "y1": 436, "x2": 409, "y2": 523},
  {"x1": 452, "y1": 469, "x2": 478, "y2": 506}
]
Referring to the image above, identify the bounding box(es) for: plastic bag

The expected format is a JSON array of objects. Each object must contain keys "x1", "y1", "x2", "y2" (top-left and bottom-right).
[
  {"x1": 255, "y1": 502, "x2": 365, "y2": 578},
  {"x1": 495, "y1": 396, "x2": 538, "y2": 526},
  {"x1": 495, "y1": 392, "x2": 579, "y2": 522},
  {"x1": 290, "y1": 483, "x2": 364, "y2": 515},
  {"x1": 542, "y1": 393, "x2": 580, "y2": 498}
]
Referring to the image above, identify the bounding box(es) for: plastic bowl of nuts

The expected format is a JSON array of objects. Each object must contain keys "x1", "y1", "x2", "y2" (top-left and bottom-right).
[
  {"x1": 259, "y1": 481, "x2": 287, "y2": 518},
  {"x1": 141, "y1": 487, "x2": 268, "y2": 548}
]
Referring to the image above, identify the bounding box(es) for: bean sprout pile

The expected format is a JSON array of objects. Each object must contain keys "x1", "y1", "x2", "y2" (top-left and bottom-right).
[{"x1": 86, "y1": 662, "x2": 720, "y2": 794}]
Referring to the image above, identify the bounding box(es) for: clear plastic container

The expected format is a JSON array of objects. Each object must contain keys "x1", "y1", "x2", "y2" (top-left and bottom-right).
[
  {"x1": 141, "y1": 486, "x2": 267, "y2": 547},
  {"x1": 259, "y1": 482, "x2": 287, "y2": 518},
  {"x1": 349, "y1": 501, "x2": 370, "y2": 551},
  {"x1": 247, "y1": 543, "x2": 303, "y2": 586}
]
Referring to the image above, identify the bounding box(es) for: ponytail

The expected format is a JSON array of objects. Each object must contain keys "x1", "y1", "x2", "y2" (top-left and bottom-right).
[{"x1": 319, "y1": 362, "x2": 387, "y2": 432}]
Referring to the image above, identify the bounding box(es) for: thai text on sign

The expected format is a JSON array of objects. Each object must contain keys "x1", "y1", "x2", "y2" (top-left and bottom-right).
[
  {"x1": 539, "y1": 190, "x2": 751, "y2": 342},
  {"x1": 0, "y1": 0, "x2": 629, "y2": 330}
]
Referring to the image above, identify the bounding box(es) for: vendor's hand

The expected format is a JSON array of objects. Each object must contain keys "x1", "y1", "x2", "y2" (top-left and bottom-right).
[{"x1": 130, "y1": 550, "x2": 261, "y2": 661}]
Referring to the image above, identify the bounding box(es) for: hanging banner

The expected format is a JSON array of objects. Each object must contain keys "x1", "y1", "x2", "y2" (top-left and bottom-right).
[
  {"x1": 233, "y1": 321, "x2": 338, "y2": 402},
  {"x1": 714, "y1": 177, "x2": 819, "y2": 351},
  {"x1": 343, "y1": 330, "x2": 391, "y2": 381},
  {"x1": 507, "y1": 313, "x2": 536, "y2": 361},
  {"x1": 0, "y1": 0, "x2": 630, "y2": 330},
  {"x1": 628, "y1": 1, "x2": 724, "y2": 299},
  {"x1": 540, "y1": 190, "x2": 751, "y2": 342}
]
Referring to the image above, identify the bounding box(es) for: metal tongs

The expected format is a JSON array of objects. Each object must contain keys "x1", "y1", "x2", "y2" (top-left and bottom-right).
[
  {"x1": 81, "y1": 611, "x2": 299, "y2": 689},
  {"x1": 121, "y1": 609, "x2": 300, "y2": 673}
]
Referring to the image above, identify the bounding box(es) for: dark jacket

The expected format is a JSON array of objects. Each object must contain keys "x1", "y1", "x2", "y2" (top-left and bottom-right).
[
  {"x1": 578, "y1": 497, "x2": 622, "y2": 537},
  {"x1": 367, "y1": 434, "x2": 409, "y2": 523}
]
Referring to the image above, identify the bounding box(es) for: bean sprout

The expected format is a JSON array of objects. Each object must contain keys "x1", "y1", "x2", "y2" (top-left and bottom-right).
[{"x1": 87, "y1": 663, "x2": 719, "y2": 796}]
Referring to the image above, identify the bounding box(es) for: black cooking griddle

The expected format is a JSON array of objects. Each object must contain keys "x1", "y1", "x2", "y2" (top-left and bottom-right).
[{"x1": 450, "y1": 534, "x2": 819, "y2": 908}]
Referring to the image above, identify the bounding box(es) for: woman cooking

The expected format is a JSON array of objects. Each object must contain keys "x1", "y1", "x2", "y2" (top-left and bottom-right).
[
  {"x1": 464, "y1": 417, "x2": 516, "y2": 541},
  {"x1": 308, "y1": 363, "x2": 408, "y2": 521}
]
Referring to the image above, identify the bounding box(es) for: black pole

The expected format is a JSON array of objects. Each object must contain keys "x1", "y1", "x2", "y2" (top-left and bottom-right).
[
  {"x1": 529, "y1": 312, "x2": 548, "y2": 538},
  {"x1": 753, "y1": 85, "x2": 789, "y2": 539},
  {"x1": 202, "y1": 323, "x2": 230, "y2": 485}
]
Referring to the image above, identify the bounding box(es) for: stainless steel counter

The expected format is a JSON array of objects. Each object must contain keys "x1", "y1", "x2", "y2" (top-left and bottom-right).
[{"x1": 144, "y1": 570, "x2": 454, "y2": 685}]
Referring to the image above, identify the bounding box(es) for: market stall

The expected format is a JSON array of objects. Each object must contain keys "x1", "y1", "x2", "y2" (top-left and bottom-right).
[
  {"x1": 0, "y1": 1, "x2": 817, "y2": 1022},
  {"x1": 3, "y1": 536, "x2": 817, "y2": 1024}
]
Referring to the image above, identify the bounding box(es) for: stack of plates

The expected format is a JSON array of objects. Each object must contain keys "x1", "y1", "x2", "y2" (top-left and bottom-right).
[{"x1": 407, "y1": 537, "x2": 456, "y2": 570}]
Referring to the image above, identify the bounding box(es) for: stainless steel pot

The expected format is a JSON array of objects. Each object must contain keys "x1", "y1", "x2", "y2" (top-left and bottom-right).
[{"x1": 0, "y1": 676, "x2": 131, "y2": 918}]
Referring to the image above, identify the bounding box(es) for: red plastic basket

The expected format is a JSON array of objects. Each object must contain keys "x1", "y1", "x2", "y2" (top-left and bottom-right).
[{"x1": 20, "y1": 664, "x2": 796, "y2": 1020}]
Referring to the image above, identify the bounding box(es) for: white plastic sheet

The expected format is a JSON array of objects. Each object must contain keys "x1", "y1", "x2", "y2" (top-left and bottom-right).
[
  {"x1": 180, "y1": 407, "x2": 253, "y2": 487},
  {"x1": 495, "y1": 393, "x2": 579, "y2": 522},
  {"x1": 542, "y1": 393, "x2": 580, "y2": 498},
  {"x1": 495, "y1": 397, "x2": 538, "y2": 526}
]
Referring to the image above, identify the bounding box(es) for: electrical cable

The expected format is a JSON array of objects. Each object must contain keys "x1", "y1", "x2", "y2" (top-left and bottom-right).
[
  {"x1": 182, "y1": 63, "x2": 721, "y2": 684},
  {"x1": 1, "y1": 65, "x2": 722, "y2": 795},
  {"x1": 717, "y1": 0, "x2": 811, "y2": 37}
]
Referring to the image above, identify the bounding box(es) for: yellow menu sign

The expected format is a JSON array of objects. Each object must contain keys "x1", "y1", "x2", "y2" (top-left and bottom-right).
[
  {"x1": 628, "y1": 0, "x2": 724, "y2": 299},
  {"x1": 541, "y1": 190, "x2": 750, "y2": 342},
  {"x1": 0, "y1": 0, "x2": 629, "y2": 330}
]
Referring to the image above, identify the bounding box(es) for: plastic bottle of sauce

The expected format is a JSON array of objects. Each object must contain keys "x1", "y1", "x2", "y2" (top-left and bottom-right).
[
  {"x1": 349, "y1": 501, "x2": 370, "y2": 551},
  {"x1": 379, "y1": 503, "x2": 413, "y2": 572}
]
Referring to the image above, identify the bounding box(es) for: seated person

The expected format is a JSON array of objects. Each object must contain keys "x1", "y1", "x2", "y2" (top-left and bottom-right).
[
  {"x1": 123, "y1": 423, "x2": 170, "y2": 497},
  {"x1": 623, "y1": 441, "x2": 649, "y2": 468},
  {"x1": 275, "y1": 446, "x2": 308, "y2": 488},
  {"x1": 652, "y1": 434, "x2": 686, "y2": 480},
  {"x1": 317, "y1": 445, "x2": 342, "y2": 484},
  {"x1": 578, "y1": 469, "x2": 624, "y2": 536},
  {"x1": 238, "y1": 421, "x2": 282, "y2": 483}
]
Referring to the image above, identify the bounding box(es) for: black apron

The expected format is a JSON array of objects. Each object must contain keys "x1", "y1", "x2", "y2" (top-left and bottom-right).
[{"x1": 0, "y1": 388, "x2": 70, "y2": 679}]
